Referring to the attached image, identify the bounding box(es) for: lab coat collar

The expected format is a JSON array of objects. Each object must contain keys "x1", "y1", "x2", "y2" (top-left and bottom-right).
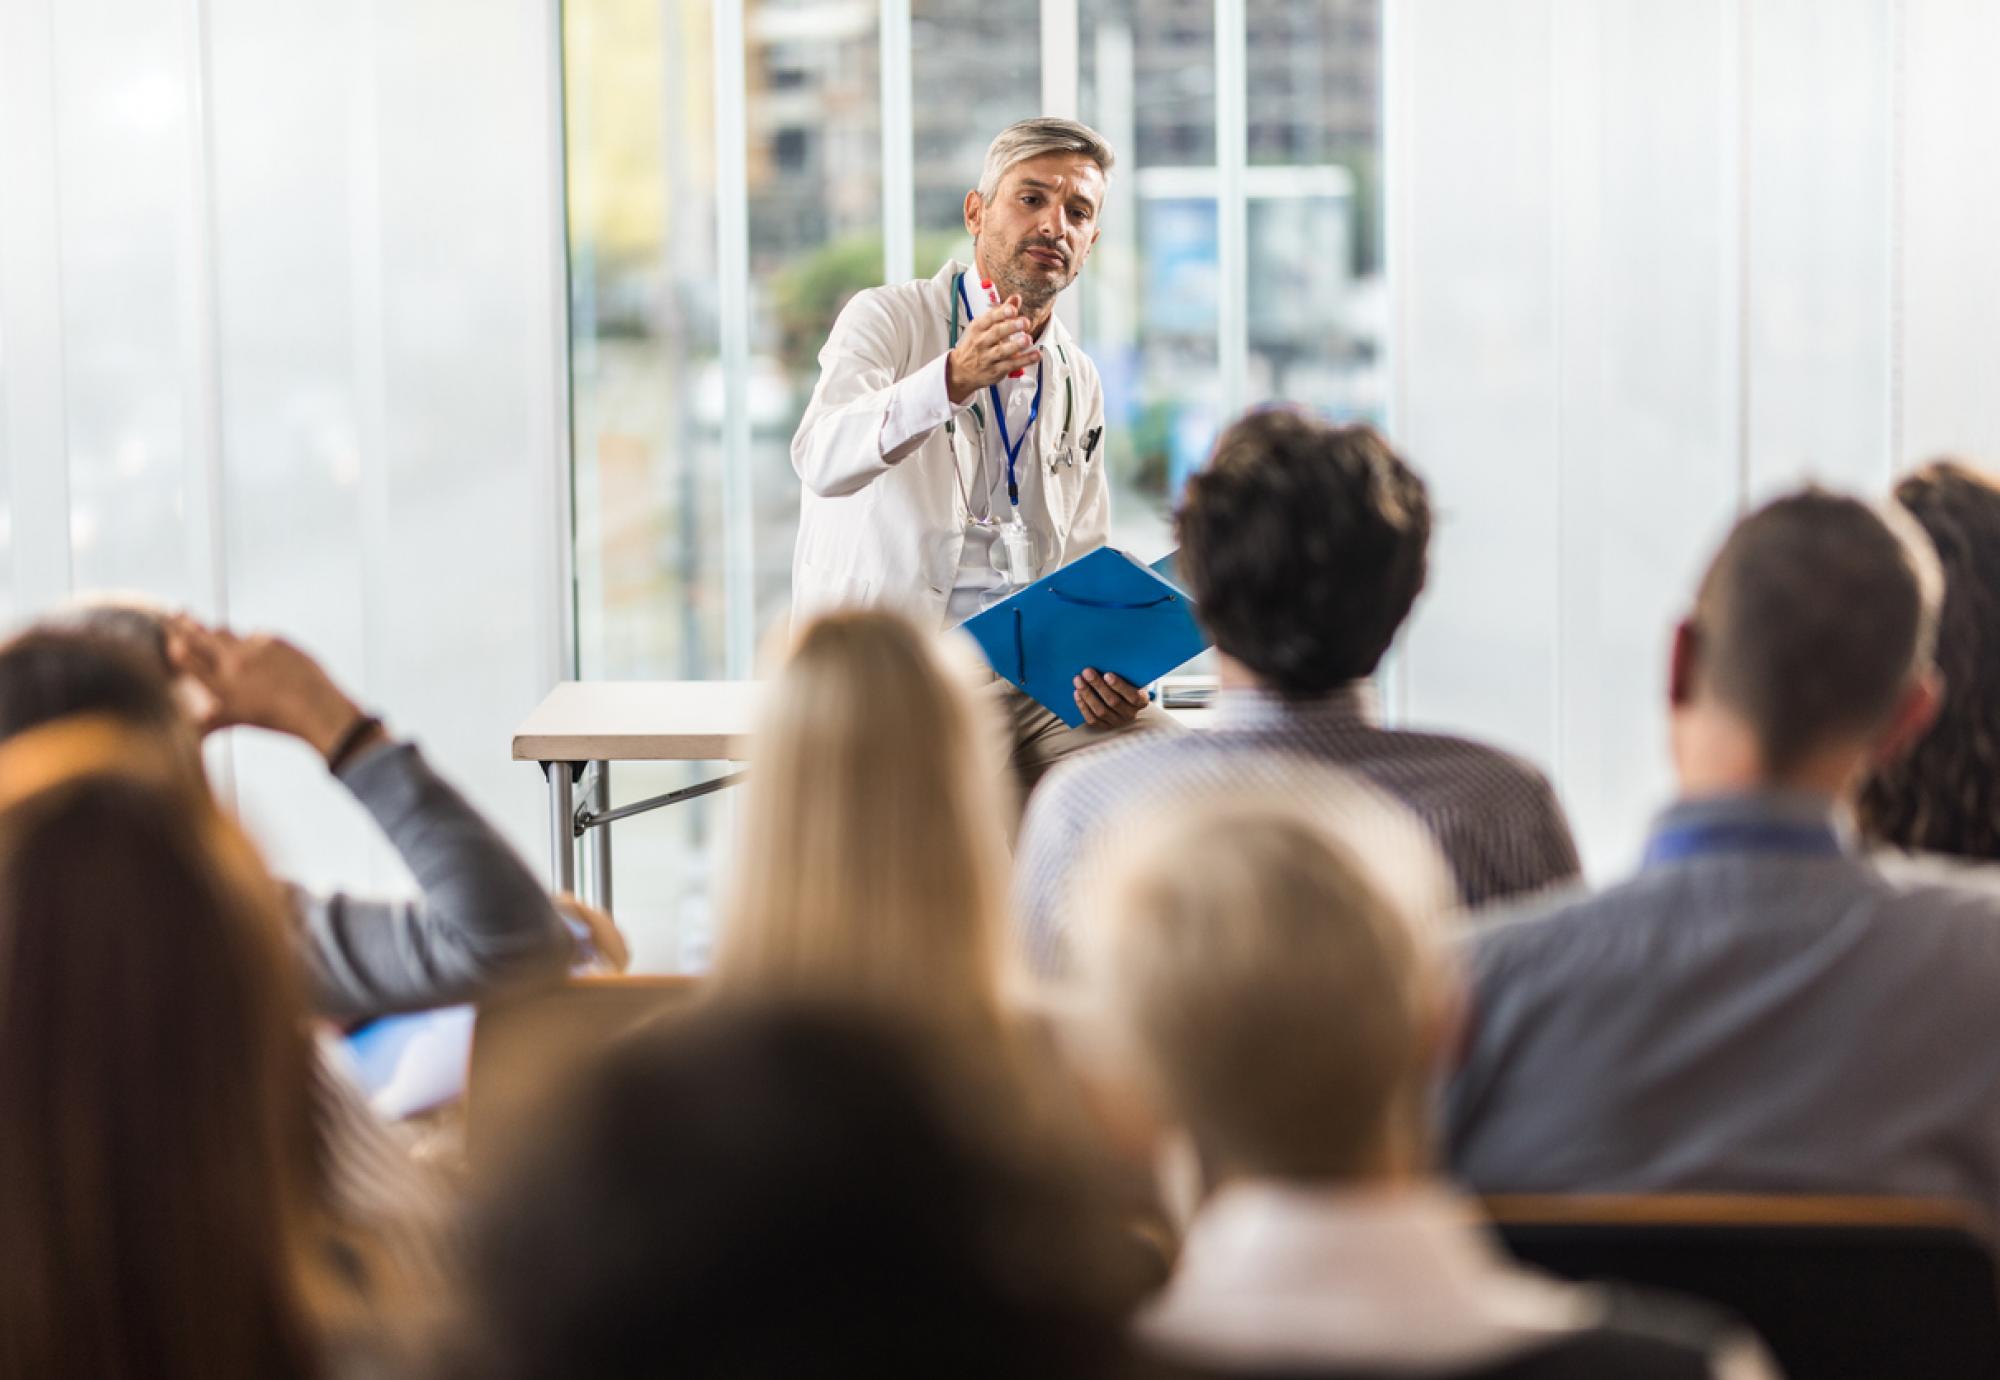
[{"x1": 934, "y1": 258, "x2": 1078, "y2": 359}]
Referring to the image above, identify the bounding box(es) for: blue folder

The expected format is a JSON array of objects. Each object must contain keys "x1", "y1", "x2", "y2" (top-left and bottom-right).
[{"x1": 963, "y1": 546, "x2": 1210, "y2": 728}]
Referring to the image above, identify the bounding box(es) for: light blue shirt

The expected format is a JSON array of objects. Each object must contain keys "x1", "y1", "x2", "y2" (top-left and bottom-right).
[{"x1": 1447, "y1": 790, "x2": 2000, "y2": 1220}]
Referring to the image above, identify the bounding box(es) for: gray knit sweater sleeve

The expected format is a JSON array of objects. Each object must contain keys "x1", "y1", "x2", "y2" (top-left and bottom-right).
[{"x1": 293, "y1": 742, "x2": 570, "y2": 1022}]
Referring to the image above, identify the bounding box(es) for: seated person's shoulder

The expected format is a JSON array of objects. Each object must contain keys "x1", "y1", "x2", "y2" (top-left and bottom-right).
[
  {"x1": 1839, "y1": 849, "x2": 2000, "y2": 942},
  {"x1": 1375, "y1": 724, "x2": 1562, "y2": 795},
  {"x1": 1460, "y1": 877, "x2": 1646, "y2": 981},
  {"x1": 1032, "y1": 727, "x2": 1213, "y2": 808},
  {"x1": 1868, "y1": 864, "x2": 2000, "y2": 970},
  {"x1": 1151, "y1": 1285, "x2": 1759, "y2": 1380}
]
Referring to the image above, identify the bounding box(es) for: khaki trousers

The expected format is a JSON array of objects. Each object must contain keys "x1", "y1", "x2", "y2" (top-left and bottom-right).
[{"x1": 983, "y1": 676, "x2": 1178, "y2": 835}]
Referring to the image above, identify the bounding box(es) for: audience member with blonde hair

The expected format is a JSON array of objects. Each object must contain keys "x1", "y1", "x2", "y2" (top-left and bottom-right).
[
  {"x1": 0, "y1": 719, "x2": 355, "y2": 1379},
  {"x1": 714, "y1": 608, "x2": 1015, "y2": 1049},
  {"x1": 707, "y1": 608, "x2": 1167, "y2": 1254},
  {"x1": 1084, "y1": 789, "x2": 1774, "y2": 1379}
]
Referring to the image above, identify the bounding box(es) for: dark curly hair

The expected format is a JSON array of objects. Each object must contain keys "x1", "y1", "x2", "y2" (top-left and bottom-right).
[
  {"x1": 1858, "y1": 460, "x2": 2000, "y2": 858},
  {"x1": 1176, "y1": 411, "x2": 1429, "y2": 694}
]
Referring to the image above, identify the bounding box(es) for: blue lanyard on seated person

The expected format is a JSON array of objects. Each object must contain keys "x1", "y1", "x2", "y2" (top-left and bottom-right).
[
  {"x1": 950, "y1": 273, "x2": 1044, "y2": 510},
  {"x1": 1642, "y1": 819, "x2": 1843, "y2": 868}
]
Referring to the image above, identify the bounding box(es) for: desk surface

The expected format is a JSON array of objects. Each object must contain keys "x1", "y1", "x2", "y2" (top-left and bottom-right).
[
  {"x1": 514, "y1": 679, "x2": 1214, "y2": 764},
  {"x1": 513, "y1": 681, "x2": 758, "y2": 763}
]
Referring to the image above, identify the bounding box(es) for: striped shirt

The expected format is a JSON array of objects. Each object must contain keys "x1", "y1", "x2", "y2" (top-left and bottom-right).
[{"x1": 1014, "y1": 683, "x2": 1581, "y2": 977}]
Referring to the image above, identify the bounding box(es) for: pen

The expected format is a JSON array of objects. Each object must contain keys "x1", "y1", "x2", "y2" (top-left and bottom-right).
[{"x1": 1083, "y1": 426, "x2": 1103, "y2": 464}]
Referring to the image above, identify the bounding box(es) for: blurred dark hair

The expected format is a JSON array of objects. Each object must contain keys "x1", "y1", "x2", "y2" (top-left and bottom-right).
[
  {"x1": 447, "y1": 1003, "x2": 1144, "y2": 1380},
  {"x1": 0, "y1": 627, "x2": 182, "y2": 742},
  {"x1": 36, "y1": 598, "x2": 174, "y2": 674},
  {"x1": 0, "y1": 720, "x2": 322, "y2": 1380},
  {"x1": 0, "y1": 628, "x2": 206, "y2": 790},
  {"x1": 1859, "y1": 461, "x2": 2000, "y2": 856},
  {"x1": 1690, "y1": 488, "x2": 1939, "y2": 776},
  {"x1": 1177, "y1": 412, "x2": 1429, "y2": 693}
]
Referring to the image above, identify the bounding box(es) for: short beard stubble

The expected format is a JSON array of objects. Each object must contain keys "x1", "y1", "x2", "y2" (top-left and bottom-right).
[{"x1": 977, "y1": 232, "x2": 1076, "y2": 315}]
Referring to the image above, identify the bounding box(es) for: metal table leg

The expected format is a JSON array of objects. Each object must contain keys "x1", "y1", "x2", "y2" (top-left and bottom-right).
[
  {"x1": 583, "y1": 762, "x2": 612, "y2": 913},
  {"x1": 548, "y1": 764, "x2": 749, "y2": 911},
  {"x1": 543, "y1": 761, "x2": 578, "y2": 894}
]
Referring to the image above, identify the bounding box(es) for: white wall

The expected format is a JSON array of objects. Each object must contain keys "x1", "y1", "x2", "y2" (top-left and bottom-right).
[
  {"x1": 0, "y1": 0, "x2": 568, "y2": 889},
  {"x1": 1388, "y1": 0, "x2": 2000, "y2": 876}
]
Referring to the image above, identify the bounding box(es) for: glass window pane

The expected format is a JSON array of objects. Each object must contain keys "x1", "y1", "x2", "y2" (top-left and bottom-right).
[
  {"x1": 566, "y1": 0, "x2": 883, "y2": 970},
  {"x1": 562, "y1": 0, "x2": 1390, "y2": 955},
  {"x1": 566, "y1": 0, "x2": 732, "y2": 969},
  {"x1": 1245, "y1": 0, "x2": 1383, "y2": 424},
  {"x1": 912, "y1": 0, "x2": 1041, "y2": 251},
  {"x1": 1081, "y1": 0, "x2": 1219, "y2": 556},
  {"x1": 570, "y1": 0, "x2": 722, "y2": 683},
  {"x1": 749, "y1": 0, "x2": 881, "y2": 648}
]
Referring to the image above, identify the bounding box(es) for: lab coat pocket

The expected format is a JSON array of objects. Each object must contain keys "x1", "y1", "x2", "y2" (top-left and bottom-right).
[
  {"x1": 795, "y1": 558, "x2": 877, "y2": 620},
  {"x1": 1043, "y1": 450, "x2": 1086, "y2": 538}
]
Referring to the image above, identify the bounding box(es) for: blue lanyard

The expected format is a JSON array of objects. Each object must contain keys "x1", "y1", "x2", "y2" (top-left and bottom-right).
[
  {"x1": 955, "y1": 274, "x2": 1042, "y2": 508},
  {"x1": 1642, "y1": 820, "x2": 1843, "y2": 868}
]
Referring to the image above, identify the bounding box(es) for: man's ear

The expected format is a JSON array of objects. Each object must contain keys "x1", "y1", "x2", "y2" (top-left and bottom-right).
[
  {"x1": 1870, "y1": 669, "x2": 1943, "y2": 768},
  {"x1": 1668, "y1": 618, "x2": 1701, "y2": 709},
  {"x1": 963, "y1": 189, "x2": 984, "y2": 239}
]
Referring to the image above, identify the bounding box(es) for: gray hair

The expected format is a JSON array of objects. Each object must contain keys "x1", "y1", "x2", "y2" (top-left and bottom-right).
[{"x1": 976, "y1": 118, "x2": 1116, "y2": 204}]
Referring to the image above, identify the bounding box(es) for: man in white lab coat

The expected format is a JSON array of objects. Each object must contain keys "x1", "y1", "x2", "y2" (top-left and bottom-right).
[{"x1": 792, "y1": 117, "x2": 1162, "y2": 794}]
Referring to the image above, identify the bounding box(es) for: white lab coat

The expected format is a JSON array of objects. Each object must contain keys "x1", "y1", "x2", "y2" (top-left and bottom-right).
[{"x1": 790, "y1": 258, "x2": 1109, "y2": 630}]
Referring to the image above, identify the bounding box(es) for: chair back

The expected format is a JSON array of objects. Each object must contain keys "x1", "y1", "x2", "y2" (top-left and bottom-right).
[
  {"x1": 468, "y1": 974, "x2": 699, "y2": 1159},
  {"x1": 1486, "y1": 1193, "x2": 2000, "y2": 1380}
]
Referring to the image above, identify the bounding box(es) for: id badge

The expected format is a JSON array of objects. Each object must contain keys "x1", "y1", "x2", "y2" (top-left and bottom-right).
[{"x1": 991, "y1": 520, "x2": 1038, "y2": 587}]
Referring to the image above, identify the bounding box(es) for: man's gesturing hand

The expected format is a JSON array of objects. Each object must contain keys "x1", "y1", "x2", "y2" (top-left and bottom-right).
[
  {"x1": 1074, "y1": 668, "x2": 1147, "y2": 730},
  {"x1": 945, "y1": 295, "x2": 1041, "y2": 404},
  {"x1": 165, "y1": 615, "x2": 377, "y2": 761}
]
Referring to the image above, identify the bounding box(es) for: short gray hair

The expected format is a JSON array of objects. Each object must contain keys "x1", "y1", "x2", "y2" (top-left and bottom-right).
[{"x1": 976, "y1": 118, "x2": 1116, "y2": 204}]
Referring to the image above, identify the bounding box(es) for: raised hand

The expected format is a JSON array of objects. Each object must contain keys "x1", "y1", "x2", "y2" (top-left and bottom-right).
[
  {"x1": 945, "y1": 294, "x2": 1041, "y2": 403},
  {"x1": 165, "y1": 615, "x2": 375, "y2": 761}
]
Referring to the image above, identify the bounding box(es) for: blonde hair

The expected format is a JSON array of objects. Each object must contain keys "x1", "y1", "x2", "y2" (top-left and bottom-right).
[
  {"x1": 1082, "y1": 777, "x2": 1455, "y2": 1181},
  {"x1": 977, "y1": 117, "x2": 1116, "y2": 203},
  {"x1": 715, "y1": 610, "x2": 1014, "y2": 1046}
]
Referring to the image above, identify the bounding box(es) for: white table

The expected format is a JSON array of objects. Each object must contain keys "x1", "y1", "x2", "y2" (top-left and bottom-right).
[
  {"x1": 512, "y1": 682, "x2": 759, "y2": 909},
  {"x1": 514, "y1": 677, "x2": 1216, "y2": 910}
]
